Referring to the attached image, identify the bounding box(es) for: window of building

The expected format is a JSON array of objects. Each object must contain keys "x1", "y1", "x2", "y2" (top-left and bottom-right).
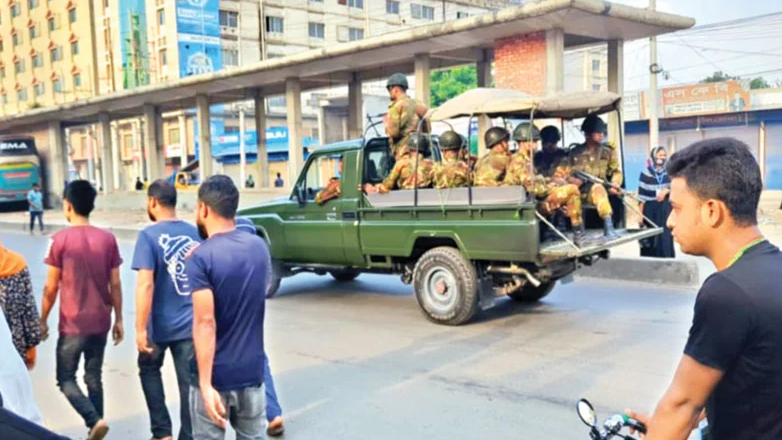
[
  {"x1": 265, "y1": 16, "x2": 283, "y2": 33},
  {"x1": 159, "y1": 48, "x2": 167, "y2": 66},
  {"x1": 12, "y1": 33, "x2": 21, "y2": 47},
  {"x1": 14, "y1": 60, "x2": 25, "y2": 74},
  {"x1": 48, "y1": 16, "x2": 58, "y2": 31},
  {"x1": 219, "y1": 10, "x2": 238, "y2": 28},
  {"x1": 28, "y1": 0, "x2": 38, "y2": 9},
  {"x1": 53, "y1": 77, "x2": 61, "y2": 93},
  {"x1": 592, "y1": 59, "x2": 600, "y2": 72},
  {"x1": 0, "y1": 40, "x2": 4, "y2": 52},
  {"x1": 349, "y1": 27, "x2": 364, "y2": 41},
  {"x1": 348, "y1": 0, "x2": 363, "y2": 8},
  {"x1": 169, "y1": 127, "x2": 180, "y2": 144},
  {"x1": 32, "y1": 53, "x2": 42, "y2": 68},
  {"x1": 386, "y1": 0, "x2": 399, "y2": 14},
  {"x1": 268, "y1": 96, "x2": 285, "y2": 107},
  {"x1": 34, "y1": 82, "x2": 44, "y2": 96},
  {"x1": 11, "y1": 3, "x2": 21, "y2": 18},
  {"x1": 457, "y1": 11, "x2": 469, "y2": 18},
  {"x1": 222, "y1": 48, "x2": 238, "y2": 66},
  {"x1": 266, "y1": 53, "x2": 283, "y2": 59},
  {"x1": 1, "y1": 94, "x2": 7, "y2": 105},
  {"x1": 157, "y1": 9, "x2": 164, "y2": 26},
  {"x1": 592, "y1": 84, "x2": 601, "y2": 91},
  {"x1": 0, "y1": 67, "x2": 4, "y2": 78},
  {"x1": 29, "y1": 24, "x2": 39, "y2": 40},
  {"x1": 69, "y1": 8, "x2": 77, "y2": 23},
  {"x1": 412, "y1": 4, "x2": 435, "y2": 20},
  {"x1": 122, "y1": 133, "x2": 133, "y2": 160},
  {"x1": 51, "y1": 45, "x2": 62, "y2": 62},
  {"x1": 73, "y1": 72, "x2": 81, "y2": 87},
  {"x1": 17, "y1": 88, "x2": 27, "y2": 102},
  {"x1": 71, "y1": 41, "x2": 79, "y2": 55},
  {"x1": 308, "y1": 22, "x2": 324, "y2": 39}
]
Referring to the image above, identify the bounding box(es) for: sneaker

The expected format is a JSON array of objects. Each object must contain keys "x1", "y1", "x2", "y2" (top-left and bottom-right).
[
  {"x1": 267, "y1": 416, "x2": 285, "y2": 437},
  {"x1": 88, "y1": 420, "x2": 109, "y2": 440}
]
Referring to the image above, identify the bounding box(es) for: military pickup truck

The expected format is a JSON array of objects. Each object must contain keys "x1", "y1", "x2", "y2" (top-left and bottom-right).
[{"x1": 238, "y1": 90, "x2": 660, "y2": 325}]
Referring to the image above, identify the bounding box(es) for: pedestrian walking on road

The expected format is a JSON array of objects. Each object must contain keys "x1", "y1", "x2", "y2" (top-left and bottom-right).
[
  {"x1": 133, "y1": 180, "x2": 201, "y2": 440},
  {"x1": 235, "y1": 216, "x2": 284, "y2": 437},
  {"x1": 39, "y1": 180, "x2": 124, "y2": 440},
  {"x1": 0, "y1": 240, "x2": 41, "y2": 369},
  {"x1": 637, "y1": 146, "x2": 675, "y2": 258},
  {"x1": 186, "y1": 176, "x2": 270, "y2": 440},
  {"x1": 27, "y1": 183, "x2": 44, "y2": 235},
  {"x1": 626, "y1": 138, "x2": 782, "y2": 440}
]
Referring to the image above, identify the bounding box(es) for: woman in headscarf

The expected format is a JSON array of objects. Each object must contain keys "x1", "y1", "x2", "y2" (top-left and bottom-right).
[
  {"x1": 638, "y1": 146, "x2": 675, "y2": 258},
  {"x1": 0, "y1": 241, "x2": 40, "y2": 370}
]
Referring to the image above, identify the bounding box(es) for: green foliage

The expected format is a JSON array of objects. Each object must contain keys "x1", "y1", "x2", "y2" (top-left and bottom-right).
[
  {"x1": 430, "y1": 66, "x2": 478, "y2": 107},
  {"x1": 700, "y1": 71, "x2": 772, "y2": 90}
]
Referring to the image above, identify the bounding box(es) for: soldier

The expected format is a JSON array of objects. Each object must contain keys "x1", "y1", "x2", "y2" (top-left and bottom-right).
[
  {"x1": 504, "y1": 123, "x2": 587, "y2": 246},
  {"x1": 535, "y1": 126, "x2": 569, "y2": 179},
  {"x1": 568, "y1": 115, "x2": 622, "y2": 239},
  {"x1": 473, "y1": 127, "x2": 512, "y2": 187},
  {"x1": 366, "y1": 133, "x2": 434, "y2": 194},
  {"x1": 384, "y1": 73, "x2": 429, "y2": 159},
  {"x1": 314, "y1": 157, "x2": 343, "y2": 205},
  {"x1": 432, "y1": 131, "x2": 470, "y2": 189}
]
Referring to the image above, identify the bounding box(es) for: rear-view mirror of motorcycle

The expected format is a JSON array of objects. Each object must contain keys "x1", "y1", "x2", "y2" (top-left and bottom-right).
[{"x1": 577, "y1": 398, "x2": 597, "y2": 427}]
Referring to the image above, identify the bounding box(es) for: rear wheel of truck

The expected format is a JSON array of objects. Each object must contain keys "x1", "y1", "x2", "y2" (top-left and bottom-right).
[
  {"x1": 266, "y1": 260, "x2": 283, "y2": 299},
  {"x1": 413, "y1": 246, "x2": 479, "y2": 326},
  {"x1": 507, "y1": 280, "x2": 557, "y2": 303},
  {"x1": 329, "y1": 269, "x2": 360, "y2": 282}
]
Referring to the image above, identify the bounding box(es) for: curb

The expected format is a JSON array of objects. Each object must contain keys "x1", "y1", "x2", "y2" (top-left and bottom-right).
[{"x1": 576, "y1": 257, "x2": 700, "y2": 288}]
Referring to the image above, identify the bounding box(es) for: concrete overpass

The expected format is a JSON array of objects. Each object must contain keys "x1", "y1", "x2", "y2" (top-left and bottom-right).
[{"x1": 0, "y1": 0, "x2": 694, "y2": 203}]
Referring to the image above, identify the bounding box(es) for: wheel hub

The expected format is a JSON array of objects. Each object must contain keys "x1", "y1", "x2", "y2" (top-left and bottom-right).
[{"x1": 422, "y1": 267, "x2": 458, "y2": 314}]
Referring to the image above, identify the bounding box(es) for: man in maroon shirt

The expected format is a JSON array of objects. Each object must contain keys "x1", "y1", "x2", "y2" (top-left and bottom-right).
[{"x1": 39, "y1": 180, "x2": 123, "y2": 440}]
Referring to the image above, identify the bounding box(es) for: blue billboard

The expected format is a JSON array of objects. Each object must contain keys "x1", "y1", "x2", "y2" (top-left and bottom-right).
[
  {"x1": 118, "y1": 0, "x2": 150, "y2": 89},
  {"x1": 211, "y1": 127, "x2": 319, "y2": 163}
]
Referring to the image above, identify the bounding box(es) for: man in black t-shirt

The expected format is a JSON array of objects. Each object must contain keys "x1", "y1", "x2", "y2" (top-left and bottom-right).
[{"x1": 626, "y1": 137, "x2": 782, "y2": 440}]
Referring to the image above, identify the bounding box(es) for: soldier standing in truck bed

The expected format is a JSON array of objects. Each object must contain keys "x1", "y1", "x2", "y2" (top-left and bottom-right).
[
  {"x1": 384, "y1": 73, "x2": 429, "y2": 159},
  {"x1": 432, "y1": 131, "x2": 470, "y2": 189},
  {"x1": 567, "y1": 115, "x2": 622, "y2": 239}
]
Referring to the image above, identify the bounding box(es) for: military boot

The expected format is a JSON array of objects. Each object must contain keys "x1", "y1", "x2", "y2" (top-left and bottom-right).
[
  {"x1": 603, "y1": 217, "x2": 618, "y2": 240},
  {"x1": 573, "y1": 223, "x2": 587, "y2": 248}
]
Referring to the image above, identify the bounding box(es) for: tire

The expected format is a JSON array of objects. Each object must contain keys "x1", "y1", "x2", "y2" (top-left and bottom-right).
[
  {"x1": 413, "y1": 246, "x2": 479, "y2": 326},
  {"x1": 266, "y1": 260, "x2": 282, "y2": 299},
  {"x1": 507, "y1": 280, "x2": 557, "y2": 303},
  {"x1": 329, "y1": 269, "x2": 360, "y2": 282}
]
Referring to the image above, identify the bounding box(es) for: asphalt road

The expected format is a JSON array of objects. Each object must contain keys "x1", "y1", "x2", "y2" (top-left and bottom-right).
[{"x1": 8, "y1": 231, "x2": 700, "y2": 440}]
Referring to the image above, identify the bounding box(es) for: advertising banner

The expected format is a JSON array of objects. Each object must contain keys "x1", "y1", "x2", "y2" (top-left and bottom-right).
[{"x1": 662, "y1": 80, "x2": 750, "y2": 117}]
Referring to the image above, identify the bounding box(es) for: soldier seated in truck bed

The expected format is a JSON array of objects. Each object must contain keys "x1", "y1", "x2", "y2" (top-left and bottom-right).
[{"x1": 365, "y1": 133, "x2": 434, "y2": 194}]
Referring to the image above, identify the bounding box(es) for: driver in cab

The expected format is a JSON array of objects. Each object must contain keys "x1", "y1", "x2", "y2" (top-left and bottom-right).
[
  {"x1": 314, "y1": 156, "x2": 343, "y2": 205},
  {"x1": 626, "y1": 138, "x2": 782, "y2": 440}
]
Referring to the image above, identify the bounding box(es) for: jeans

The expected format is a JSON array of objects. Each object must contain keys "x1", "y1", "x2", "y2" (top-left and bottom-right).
[
  {"x1": 55, "y1": 334, "x2": 107, "y2": 429},
  {"x1": 190, "y1": 385, "x2": 265, "y2": 440},
  {"x1": 262, "y1": 352, "x2": 282, "y2": 422},
  {"x1": 29, "y1": 212, "x2": 43, "y2": 232},
  {"x1": 139, "y1": 339, "x2": 194, "y2": 440}
]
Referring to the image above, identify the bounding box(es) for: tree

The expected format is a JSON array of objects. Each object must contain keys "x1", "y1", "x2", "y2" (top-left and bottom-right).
[
  {"x1": 700, "y1": 71, "x2": 737, "y2": 83},
  {"x1": 430, "y1": 66, "x2": 477, "y2": 107},
  {"x1": 749, "y1": 77, "x2": 771, "y2": 90}
]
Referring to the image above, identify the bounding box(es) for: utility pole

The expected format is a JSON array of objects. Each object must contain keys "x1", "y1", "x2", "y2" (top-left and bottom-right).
[
  {"x1": 238, "y1": 8, "x2": 247, "y2": 188},
  {"x1": 649, "y1": 0, "x2": 659, "y2": 150}
]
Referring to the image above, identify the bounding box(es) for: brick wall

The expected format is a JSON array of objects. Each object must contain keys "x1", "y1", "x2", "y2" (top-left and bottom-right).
[{"x1": 494, "y1": 31, "x2": 547, "y2": 95}]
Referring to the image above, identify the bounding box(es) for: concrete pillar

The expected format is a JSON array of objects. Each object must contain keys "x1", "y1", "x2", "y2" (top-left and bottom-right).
[
  {"x1": 143, "y1": 104, "x2": 161, "y2": 181},
  {"x1": 196, "y1": 95, "x2": 213, "y2": 180},
  {"x1": 254, "y1": 93, "x2": 268, "y2": 187},
  {"x1": 178, "y1": 113, "x2": 188, "y2": 167},
  {"x1": 285, "y1": 77, "x2": 303, "y2": 184},
  {"x1": 47, "y1": 120, "x2": 66, "y2": 206},
  {"x1": 347, "y1": 73, "x2": 363, "y2": 139},
  {"x1": 476, "y1": 50, "x2": 492, "y2": 156},
  {"x1": 156, "y1": 115, "x2": 166, "y2": 178},
  {"x1": 607, "y1": 39, "x2": 625, "y2": 155},
  {"x1": 111, "y1": 122, "x2": 121, "y2": 190},
  {"x1": 98, "y1": 112, "x2": 114, "y2": 193},
  {"x1": 414, "y1": 54, "x2": 431, "y2": 108},
  {"x1": 760, "y1": 121, "x2": 767, "y2": 185},
  {"x1": 317, "y1": 106, "x2": 326, "y2": 145},
  {"x1": 545, "y1": 29, "x2": 565, "y2": 95}
]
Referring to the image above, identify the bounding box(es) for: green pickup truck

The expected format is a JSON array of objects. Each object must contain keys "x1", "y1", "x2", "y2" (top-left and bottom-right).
[{"x1": 238, "y1": 90, "x2": 660, "y2": 325}]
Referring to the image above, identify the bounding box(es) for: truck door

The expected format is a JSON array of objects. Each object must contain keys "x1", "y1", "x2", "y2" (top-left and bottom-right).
[{"x1": 284, "y1": 153, "x2": 348, "y2": 264}]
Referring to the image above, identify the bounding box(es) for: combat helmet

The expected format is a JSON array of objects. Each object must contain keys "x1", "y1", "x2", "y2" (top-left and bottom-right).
[
  {"x1": 484, "y1": 127, "x2": 510, "y2": 149},
  {"x1": 540, "y1": 126, "x2": 561, "y2": 143},
  {"x1": 438, "y1": 130, "x2": 463, "y2": 150},
  {"x1": 581, "y1": 115, "x2": 608, "y2": 134},
  {"x1": 407, "y1": 132, "x2": 430, "y2": 153},
  {"x1": 386, "y1": 73, "x2": 409, "y2": 90},
  {"x1": 512, "y1": 122, "x2": 541, "y2": 143}
]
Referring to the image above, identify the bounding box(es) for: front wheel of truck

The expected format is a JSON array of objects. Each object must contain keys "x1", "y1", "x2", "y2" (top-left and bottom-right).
[
  {"x1": 413, "y1": 247, "x2": 479, "y2": 326},
  {"x1": 507, "y1": 280, "x2": 557, "y2": 303}
]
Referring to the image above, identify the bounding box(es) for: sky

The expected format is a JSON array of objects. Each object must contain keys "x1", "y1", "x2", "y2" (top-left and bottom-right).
[{"x1": 608, "y1": 0, "x2": 782, "y2": 91}]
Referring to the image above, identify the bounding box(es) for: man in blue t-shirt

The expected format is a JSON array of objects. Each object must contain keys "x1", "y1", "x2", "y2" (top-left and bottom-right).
[
  {"x1": 132, "y1": 180, "x2": 200, "y2": 440},
  {"x1": 186, "y1": 176, "x2": 269, "y2": 438},
  {"x1": 27, "y1": 183, "x2": 44, "y2": 235}
]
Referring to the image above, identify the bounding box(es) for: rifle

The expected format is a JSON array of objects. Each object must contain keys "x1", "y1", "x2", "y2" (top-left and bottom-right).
[{"x1": 572, "y1": 170, "x2": 642, "y2": 203}]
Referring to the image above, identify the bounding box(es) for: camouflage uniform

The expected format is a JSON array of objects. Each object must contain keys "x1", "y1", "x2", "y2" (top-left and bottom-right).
[
  {"x1": 534, "y1": 149, "x2": 569, "y2": 178},
  {"x1": 473, "y1": 150, "x2": 511, "y2": 187},
  {"x1": 432, "y1": 157, "x2": 470, "y2": 189},
  {"x1": 378, "y1": 154, "x2": 434, "y2": 192},
  {"x1": 569, "y1": 141, "x2": 622, "y2": 219},
  {"x1": 387, "y1": 96, "x2": 427, "y2": 158},
  {"x1": 314, "y1": 177, "x2": 341, "y2": 205},
  {"x1": 504, "y1": 151, "x2": 583, "y2": 226}
]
